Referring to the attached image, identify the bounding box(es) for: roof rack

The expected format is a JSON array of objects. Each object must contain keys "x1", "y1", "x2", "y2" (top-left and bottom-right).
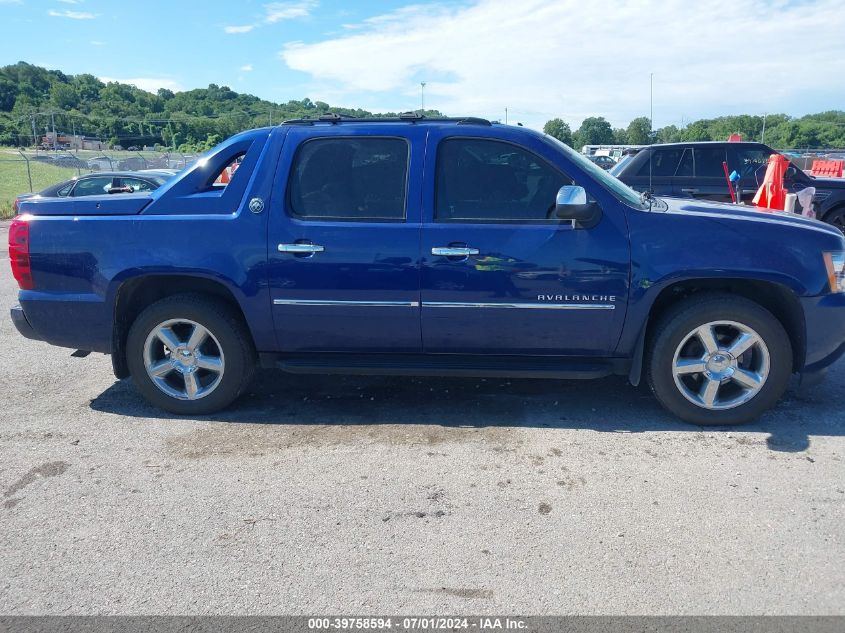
[{"x1": 279, "y1": 113, "x2": 492, "y2": 127}]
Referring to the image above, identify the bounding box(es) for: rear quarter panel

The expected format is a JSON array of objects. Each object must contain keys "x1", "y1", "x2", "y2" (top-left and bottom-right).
[{"x1": 19, "y1": 128, "x2": 285, "y2": 353}]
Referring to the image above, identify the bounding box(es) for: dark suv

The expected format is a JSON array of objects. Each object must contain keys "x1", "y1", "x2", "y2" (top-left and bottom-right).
[{"x1": 611, "y1": 142, "x2": 845, "y2": 229}]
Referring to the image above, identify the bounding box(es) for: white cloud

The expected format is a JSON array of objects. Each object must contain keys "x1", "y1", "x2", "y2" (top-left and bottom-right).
[
  {"x1": 90, "y1": 40, "x2": 105, "y2": 46},
  {"x1": 240, "y1": 64, "x2": 254, "y2": 71},
  {"x1": 224, "y1": 2, "x2": 315, "y2": 34},
  {"x1": 48, "y1": 8, "x2": 95, "y2": 19},
  {"x1": 264, "y1": 0, "x2": 317, "y2": 24},
  {"x1": 224, "y1": 24, "x2": 255, "y2": 34},
  {"x1": 99, "y1": 77, "x2": 183, "y2": 93},
  {"x1": 58, "y1": 0, "x2": 81, "y2": 4},
  {"x1": 281, "y1": 0, "x2": 845, "y2": 129}
]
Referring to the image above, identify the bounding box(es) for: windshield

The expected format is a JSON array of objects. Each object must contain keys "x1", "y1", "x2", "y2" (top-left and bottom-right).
[
  {"x1": 543, "y1": 135, "x2": 646, "y2": 208},
  {"x1": 609, "y1": 154, "x2": 633, "y2": 177}
]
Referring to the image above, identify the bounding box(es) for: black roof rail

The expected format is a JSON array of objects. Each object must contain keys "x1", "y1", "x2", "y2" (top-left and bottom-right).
[
  {"x1": 279, "y1": 114, "x2": 492, "y2": 127},
  {"x1": 455, "y1": 117, "x2": 492, "y2": 126}
]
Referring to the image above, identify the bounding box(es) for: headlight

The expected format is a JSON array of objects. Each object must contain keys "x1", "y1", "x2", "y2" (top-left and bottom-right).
[{"x1": 823, "y1": 251, "x2": 845, "y2": 293}]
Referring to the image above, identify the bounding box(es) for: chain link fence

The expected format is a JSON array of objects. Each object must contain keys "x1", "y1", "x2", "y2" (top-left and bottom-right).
[{"x1": 0, "y1": 148, "x2": 199, "y2": 217}]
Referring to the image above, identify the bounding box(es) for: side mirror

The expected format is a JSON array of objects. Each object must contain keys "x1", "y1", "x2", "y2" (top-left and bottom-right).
[
  {"x1": 554, "y1": 185, "x2": 602, "y2": 228},
  {"x1": 785, "y1": 165, "x2": 797, "y2": 179}
]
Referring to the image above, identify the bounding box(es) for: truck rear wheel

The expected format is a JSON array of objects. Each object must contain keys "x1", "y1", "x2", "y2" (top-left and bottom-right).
[
  {"x1": 126, "y1": 294, "x2": 255, "y2": 415},
  {"x1": 646, "y1": 294, "x2": 792, "y2": 426}
]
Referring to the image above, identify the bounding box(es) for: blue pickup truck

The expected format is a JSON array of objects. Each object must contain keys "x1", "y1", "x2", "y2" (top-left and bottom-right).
[{"x1": 9, "y1": 114, "x2": 845, "y2": 425}]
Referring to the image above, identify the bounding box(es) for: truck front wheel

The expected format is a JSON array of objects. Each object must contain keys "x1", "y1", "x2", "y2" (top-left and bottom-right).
[
  {"x1": 646, "y1": 294, "x2": 792, "y2": 426},
  {"x1": 125, "y1": 294, "x2": 256, "y2": 415}
]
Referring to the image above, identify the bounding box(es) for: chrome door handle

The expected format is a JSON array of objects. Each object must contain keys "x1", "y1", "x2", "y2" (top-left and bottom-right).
[
  {"x1": 278, "y1": 243, "x2": 325, "y2": 254},
  {"x1": 681, "y1": 188, "x2": 699, "y2": 194},
  {"x1": 431, "y1": 246, "x2": 479, "y2": 257}
]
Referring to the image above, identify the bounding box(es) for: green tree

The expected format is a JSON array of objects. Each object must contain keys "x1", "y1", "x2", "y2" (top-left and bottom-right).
[
  {"x1": 0, "y1": 76, "x2": 18, "y2": 112},
  {"x1": 542, "y1": 118, "x2": 572, "y2": 146},
  {"x1": 72, "y1": 73, "x2": 103, "y2": 104},
  {"x1": 626, "y1": 117, "x2": 652, "y2": 145},
  {"x1": 679, "y1": 120, "x2": 712, "y2": 142},
  {"x1": 655, "y1": 125, "x2": 680, "y2": 143},
  {"x1": 574, "y1": 116, "x2": 614, "y2": 148},
  {"x1": 50, "y1": 82, "x2": 78, "y2": 110}
]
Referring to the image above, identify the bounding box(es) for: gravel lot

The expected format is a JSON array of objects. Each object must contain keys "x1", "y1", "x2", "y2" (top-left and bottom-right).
[{"x1": 0, "y1": 221, "x2": 843, "y2": 615}]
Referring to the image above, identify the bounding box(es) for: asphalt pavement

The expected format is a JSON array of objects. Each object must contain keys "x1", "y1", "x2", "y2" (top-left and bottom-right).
[{"x1": 0, "y1": 221, "x2": 843, "y2": 614}]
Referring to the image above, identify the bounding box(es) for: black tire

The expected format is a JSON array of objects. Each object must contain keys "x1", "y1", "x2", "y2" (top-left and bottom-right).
[
  {"x1": 126, "y1": 293, "x2": 256, "y2": 415},
  {"x1": 646, "y1": 294, "x2": 792, "y2": 426},
  {"x1": 824, "y1": 206, "x2": 845, "y2": 232}
]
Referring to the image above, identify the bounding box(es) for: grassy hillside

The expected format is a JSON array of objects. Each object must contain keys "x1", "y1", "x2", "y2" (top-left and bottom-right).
[{"x1": 0, "y1": 154, "x2": 77, "y2": 218}]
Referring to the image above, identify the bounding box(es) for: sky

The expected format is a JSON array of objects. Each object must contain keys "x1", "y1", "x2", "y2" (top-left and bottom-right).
[{"x1": 2, "y1": 0, "x2": 844, "y2": 130}]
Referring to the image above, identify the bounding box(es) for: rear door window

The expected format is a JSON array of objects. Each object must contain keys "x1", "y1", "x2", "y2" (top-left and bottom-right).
[
  {"x1": 693, "y1": 148, "x2": 728, "y2": 177},
  {"x1": 635, "y1": 148, "x2": 684, "y2": 177},
  {"x1": 675, "y1": 149, "x2": 694, "y2": 177},
  {"x1": 288, "y1": 137, "x2": 409, "y2": 221},
  {"x1": 71, "y1": 176, "x2": 115, "y2": 196},
  {"x1": 117, "y1": 177, "x2": 157, "y2": 193}
]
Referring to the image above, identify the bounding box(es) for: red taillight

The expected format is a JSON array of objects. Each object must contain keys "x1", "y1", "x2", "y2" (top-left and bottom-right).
[{"x1": 8, "y1": 216, "x2": 33, "y2": 290}]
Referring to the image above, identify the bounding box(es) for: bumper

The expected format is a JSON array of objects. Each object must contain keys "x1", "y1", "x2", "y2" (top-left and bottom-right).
[
  {"x1": 801, "y1": 340, "x2": 845, "y2": 386},
  {"x1": 17, "y1": 292, "x2": 112, "y2": 353},
  {"x1": 10, "y1": 305, "x2": 41, "y2": 342},
  {"x1": 800, "y1": 293, "x2": 845, "y2": 385}
]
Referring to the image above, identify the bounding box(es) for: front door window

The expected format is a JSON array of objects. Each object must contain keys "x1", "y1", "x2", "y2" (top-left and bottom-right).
[{"x1": 435, "y1": 138, "x2": 572, "y2": 223}]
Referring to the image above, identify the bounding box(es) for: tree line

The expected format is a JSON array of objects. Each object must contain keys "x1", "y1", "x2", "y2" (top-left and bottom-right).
[
  {"x1": 0, "y1": 61, "x2": 443, "y2": 152},
  {"x1": 2, "y1": 61, "x2": 844, "y2": 152},
  {"x1": 544, "y1": 112, "x2": 845, "y2": 150}
]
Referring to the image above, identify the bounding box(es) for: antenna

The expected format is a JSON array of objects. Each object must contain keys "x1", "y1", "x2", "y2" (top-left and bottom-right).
[{"x1": 648, "y1": 72, "x2": 653, "y2": 204}]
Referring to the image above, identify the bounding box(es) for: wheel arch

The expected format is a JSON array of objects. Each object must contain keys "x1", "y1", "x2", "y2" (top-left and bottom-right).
[
  {"x1": 821, "y1": 200, "x2": 845, "y2": 225},
  {"x1": 628, "y1": 278, "x2": 805, "y2": 386},
  {"x1": 110, "y1": 273, "x2": 255, "y2": 379}
]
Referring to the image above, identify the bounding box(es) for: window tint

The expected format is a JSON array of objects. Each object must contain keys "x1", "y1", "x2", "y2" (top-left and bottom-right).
[
  {"x1": 675, "y1": 148, "x2": 694, "y2": 177},
  {"x1": 731, "y1": 148, "x2": 771, "y2": 183},
  {"x1": 289, "y1": 137, "x2": 408, "y2": 220},
  {"x1": 636, "y1": 148, "x2": 683, "y2": 177},
  {"x1": 72, "y1": 176, "x2": 114, "y2": 197},
  {"x1": 693, "y1": 148, "x2": 728, "y2": 178},
  {"x1": 435, "y1": 138, "x2": 572, "y2": 222},
  {"x1": 56, "y1": 183, "x2": 73, "y2": 197}
]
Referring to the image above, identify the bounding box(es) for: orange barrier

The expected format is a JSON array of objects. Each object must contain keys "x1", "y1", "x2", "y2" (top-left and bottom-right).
[
  {"x1": 811, "y1": 159, "x2": 844, "y2": 178},
  {"x1": 753, "y1": 153, "x2": 788, "y2": 210}
]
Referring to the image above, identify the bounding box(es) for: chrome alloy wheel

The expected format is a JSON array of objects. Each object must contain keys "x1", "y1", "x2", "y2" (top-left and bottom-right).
[
  {"x1": 143, "y1": 319, "x2": 225, "y2": 401},
  {"x1": 672, "y1": 320, "x2": 770, "y2": 410}
]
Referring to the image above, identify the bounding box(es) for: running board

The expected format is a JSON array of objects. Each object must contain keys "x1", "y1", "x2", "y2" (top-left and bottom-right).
[{"x1": 260, "y1": 353, "x2": 628, "y2": 380}]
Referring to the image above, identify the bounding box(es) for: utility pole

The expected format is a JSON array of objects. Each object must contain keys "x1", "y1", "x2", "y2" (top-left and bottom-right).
[
  {"x1": 30, "y1": 113, "x2": 37, "y2": 148},
  {"x1": 420, "y1": 81, "x2": 426, "y2": 114},
  {"x1": 761, "y1": 112, "x2": 767, "y2": 143},
  {"x1": 51, "y1": 111, "x2": 56, "y2": 150},
  {"x1": 505, "y1": 107, "x2": 508, "y2": 124}
]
